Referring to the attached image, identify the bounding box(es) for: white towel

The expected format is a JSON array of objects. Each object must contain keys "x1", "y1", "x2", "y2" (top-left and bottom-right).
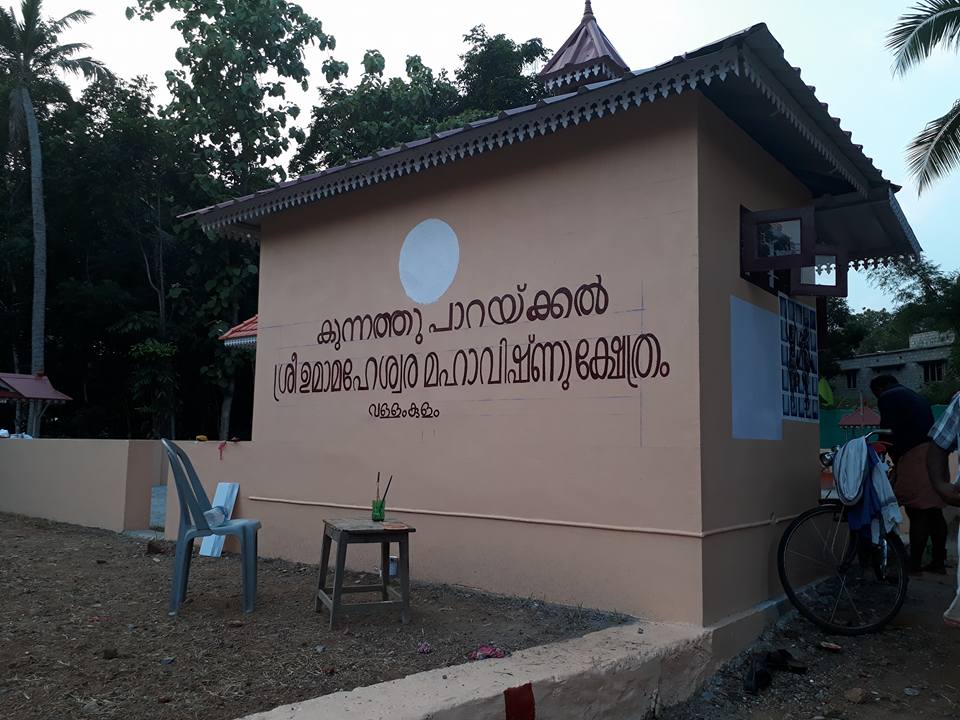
[
  {"x1": 833, "y1": 436, "x2": 869, "y2": 505},
  {"x1": 870, "y1": 455, "x2": 902, "y2": 537},
  {"x1": 832, "y1": 436, "x2": 901, "y2": 539}
]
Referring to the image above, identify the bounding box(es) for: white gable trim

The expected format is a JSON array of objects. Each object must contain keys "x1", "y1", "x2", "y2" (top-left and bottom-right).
[{"x1": 543, "y1": 63, "x2": 618, "y2": 92}]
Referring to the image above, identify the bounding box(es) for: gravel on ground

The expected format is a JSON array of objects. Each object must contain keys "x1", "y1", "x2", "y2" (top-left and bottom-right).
[
  {"x1": 0, "y1": 513, "x2": 626, "y2": 720},
  {"x1": 663, "y1": 557, "x2": 960, "y2": 720}
]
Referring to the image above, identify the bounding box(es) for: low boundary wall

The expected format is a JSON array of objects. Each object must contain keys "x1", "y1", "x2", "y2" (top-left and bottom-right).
[{"x1": 0, "y1": 439, "x2": 165, "y2": 531}]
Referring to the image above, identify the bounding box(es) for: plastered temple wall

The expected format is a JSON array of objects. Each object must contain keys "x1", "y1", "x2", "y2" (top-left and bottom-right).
[
  {"x1": 182, "y1": 95, "x2": 709, "y2": 623},
  {"x1": 167, "y1": 91, "x2": 821, "y2": 626},
  {"x1": 695, "y1": 95, "x2": 819, "y2": 624}
]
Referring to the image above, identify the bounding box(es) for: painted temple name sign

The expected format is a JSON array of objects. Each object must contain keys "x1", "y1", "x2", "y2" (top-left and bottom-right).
[
  {"x1": 272, "y1": 275, "x2": 669, "y2": 412},
  {"x1": 270, "y1": 219, "x2": 671, "y2": 418}
]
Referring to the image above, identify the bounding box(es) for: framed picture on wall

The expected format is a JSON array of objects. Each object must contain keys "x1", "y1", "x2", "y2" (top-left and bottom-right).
[{"x1": 741, "y1": 205, "x2": 816, "y2": 273}]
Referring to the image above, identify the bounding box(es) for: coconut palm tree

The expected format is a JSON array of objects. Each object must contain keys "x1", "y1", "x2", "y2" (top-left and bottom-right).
[
  {"x1": 887, "y1": 0, "x2": 960, "y2": 193},
  {"x1": 0, "y1": 0, "x2": 110, "y2": 435}
]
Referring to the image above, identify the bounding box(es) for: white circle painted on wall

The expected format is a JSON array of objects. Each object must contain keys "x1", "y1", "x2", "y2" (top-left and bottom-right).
[{"x1": 398, "y1": 218, "x2": 460, "y2": 304}]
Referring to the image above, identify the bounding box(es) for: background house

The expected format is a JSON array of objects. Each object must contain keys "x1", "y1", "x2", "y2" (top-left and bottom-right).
[{"x1": 836, "y1": 330, "x2": 954, "y2": 402}]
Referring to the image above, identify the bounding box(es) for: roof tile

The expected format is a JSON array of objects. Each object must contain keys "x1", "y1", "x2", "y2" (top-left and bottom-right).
[{"x1": 219, "y1": 314, "x2": 259, "y2": 341}]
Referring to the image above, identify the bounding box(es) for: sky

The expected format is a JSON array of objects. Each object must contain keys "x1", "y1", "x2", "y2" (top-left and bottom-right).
[{"x1": 43, "y1": 0, "x2": 959, "y2": 311}]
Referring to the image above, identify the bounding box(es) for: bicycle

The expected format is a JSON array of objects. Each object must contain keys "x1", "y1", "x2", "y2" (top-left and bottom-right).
[{"x1": 777, "y1": 440, "x2": 909, "y2": 635}]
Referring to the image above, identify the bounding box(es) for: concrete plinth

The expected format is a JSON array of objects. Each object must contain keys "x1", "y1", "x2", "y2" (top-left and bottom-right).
[{"x1": 239, "y1": 621, "x2": 719, "y2": 720}]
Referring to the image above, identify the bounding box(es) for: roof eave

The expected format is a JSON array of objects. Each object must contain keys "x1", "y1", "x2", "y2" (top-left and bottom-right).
[
  {"x1": 184, "y1": 40, "x2": 744, "y2": 232},
  {"x1": 186, "y1": 24, "x2": 915, "y2": 264}
]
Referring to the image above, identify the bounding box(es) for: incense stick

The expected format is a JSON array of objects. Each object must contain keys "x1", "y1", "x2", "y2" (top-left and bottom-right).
[
  {"x1": 381, "y1": 475, "x2": 393, "y2": 503},
  {"x1": 376, "y1": 472, "x2": 380, "y2": 502}
]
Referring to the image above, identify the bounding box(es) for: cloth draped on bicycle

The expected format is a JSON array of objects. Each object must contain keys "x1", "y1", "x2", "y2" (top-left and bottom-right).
[{"x1": 833, "y1": 436, "x2": 902, "y2": 542}]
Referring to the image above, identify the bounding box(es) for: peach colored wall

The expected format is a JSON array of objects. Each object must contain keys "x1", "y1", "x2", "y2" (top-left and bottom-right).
[
  {"x1": 165, "y1": 441, "x2": 705, "y2": 621},
  {"x1": 167, "y1": 92, "x2": 833, "y2": 626},
  {"x1": 694, "y1": 96, "x2": 820, "y2": 624},
  {"x1": 0, "y1": 439, "x2": 165, "y2": 531},
  {"x1": 125, "y1": 441, "x2": 167, "y2": 530},
  {"x1": 197, "y1": 95, "x2": 709, "y2": 623}
]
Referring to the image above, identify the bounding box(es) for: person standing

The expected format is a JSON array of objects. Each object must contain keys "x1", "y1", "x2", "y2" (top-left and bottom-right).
[
  {"x1": 928, "y1": 392, "x2": 960, "y2": 505},
  {"x1": 871, "y1": 374, "x2": 948, "y2": 574},
  {"x1": 926, "y1": 392, "x2": 960, "y2": 628}
]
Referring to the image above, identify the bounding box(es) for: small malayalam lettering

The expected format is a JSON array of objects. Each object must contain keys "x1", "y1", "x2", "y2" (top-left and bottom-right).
[{"x1": 369, "y1": 402, "x2": 440, "y2": 420}]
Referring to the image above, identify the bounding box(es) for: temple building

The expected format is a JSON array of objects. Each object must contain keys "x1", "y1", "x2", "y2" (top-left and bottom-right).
[{"x1": 182, "y1": 6, "x2": 919, "y2": 636}]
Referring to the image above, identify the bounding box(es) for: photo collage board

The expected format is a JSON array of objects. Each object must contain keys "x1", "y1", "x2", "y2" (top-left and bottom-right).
[{"x1": 780, "y1": 294, "x2": 819, "y2": 422}]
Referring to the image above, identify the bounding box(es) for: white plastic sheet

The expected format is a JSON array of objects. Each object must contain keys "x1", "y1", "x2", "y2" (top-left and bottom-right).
[{"x1": 199, "y1": 482, "x2": 239, "y2": 557}]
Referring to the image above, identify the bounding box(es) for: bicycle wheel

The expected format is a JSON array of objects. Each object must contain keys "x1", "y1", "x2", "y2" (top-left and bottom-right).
[{"x1": 778, "y1": 504, "x2": 909, "y2": 635}]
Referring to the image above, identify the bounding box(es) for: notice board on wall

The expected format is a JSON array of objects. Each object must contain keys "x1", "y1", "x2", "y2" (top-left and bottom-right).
[{"x1": 730, "y1": 296, "x2": 782, "y2": 441}]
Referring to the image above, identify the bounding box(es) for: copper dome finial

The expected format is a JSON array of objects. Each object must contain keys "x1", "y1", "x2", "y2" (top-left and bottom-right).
[{"x1": 538, "y1": 0, "x2": 629, "y2": 92}]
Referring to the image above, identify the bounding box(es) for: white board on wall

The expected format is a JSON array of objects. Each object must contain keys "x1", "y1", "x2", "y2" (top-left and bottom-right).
[{"x1": 730, "y1": 295, "x2": 782, "y2": 441}]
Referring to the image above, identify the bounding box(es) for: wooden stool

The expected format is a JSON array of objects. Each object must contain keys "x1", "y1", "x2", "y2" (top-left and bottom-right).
[{"x1": 315, "y1": 518, "x2": 415, "y2": 629}]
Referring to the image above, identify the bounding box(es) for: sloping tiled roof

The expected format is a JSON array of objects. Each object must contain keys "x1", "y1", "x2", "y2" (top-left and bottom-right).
[
  {"x1": 219, "y1": 315, "x2": 258, "y2": 347},
  {"x1": 182, "y1": 23, "x2": 920, "y2": 262},
  {"x1": 0, "y1": 373, "x2": 72, "y2": 402},
  {"x1": 838, "y1": 406, "x2": 881, "y2": 428},
  {"x1": 538, "y1": 1, "x2": 629, "y2": 91}
]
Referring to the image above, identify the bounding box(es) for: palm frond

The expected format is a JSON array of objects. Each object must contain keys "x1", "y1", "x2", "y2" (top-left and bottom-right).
[
  {"x1": 47, "y1": 9, "x2": 92, "y2": 34},
  {"x1": 887, "y1": 0, "x2": 960, "y2": 76},
  {"x1": 18, "y1": 0, "x2": 41, "y2": 52},
  {"x1": 11, "y1": 0, "x2": 45, "y2": 69},
  {"x1": 55, "y1": 55, "x2": 111, "y2": 81},
  {"x1": 907, "y1": 97, "x2": 960, "y2": 193},
  {"x1": 0, "y1": 6, "x2": 17, "y2": 54},
  {"x1": 36, "y1": 41, "x2": 90, "y2": 65},
  {"x1": 19, "y1": 0, "x2": 41, "y2": 32}
]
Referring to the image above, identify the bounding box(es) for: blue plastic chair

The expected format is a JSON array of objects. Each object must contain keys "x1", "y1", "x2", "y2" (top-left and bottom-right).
[{"x1": 161, "y1": 439, "x2": 262, "y2": 615}]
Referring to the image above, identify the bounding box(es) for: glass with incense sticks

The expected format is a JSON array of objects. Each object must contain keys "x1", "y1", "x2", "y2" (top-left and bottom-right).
[{"x1": 372, "y1": 472, "x2": 392, "y2": 521}]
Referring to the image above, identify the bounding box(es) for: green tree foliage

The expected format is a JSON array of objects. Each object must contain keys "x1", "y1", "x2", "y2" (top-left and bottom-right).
[
  {"x1": 852, "y1": 309, "x2": 908, "y2": 354},
  {"x1": 873, "y1": 257, "x2": 960, "y2": 402},
  {"x1": 1, "y1": 0, "x2": 110, "y2": 435},
  {"x1": 129, "y1": 0, "x2": 337, "y2": 193},
  {"x1": 870, "y1": 256, "x2": 960, "y2": 331},
  {"x1": 293, "y1": 53, "x2": 461, "y2": 172},
  {"x1": 0, "y1": 14, "x2": 554, "y2": 439},
  {"x1": 294, "y1": 25, "x2": 549, "y2": 173},
  {"x1": 127, "y1": 0, "x2": 336, "y2": 439},
  {"x1": 27, "y1": 77, "x2": 197, "y2": 437},
  {"x1": 456, "y1": 26, "x2": 549, "y2": 115},
  {"x1": 822, "y1": 298, "x2": 874, "y2": 378},
  {"x1": 887, "y1": 1, "x2": 960, "y2": 192},
  {"x1": 826, "y1": 258, "x2": 960, "y2": 404},
  {"x1": 0, "y1": 69, "x2": 259, "y2": 438}
]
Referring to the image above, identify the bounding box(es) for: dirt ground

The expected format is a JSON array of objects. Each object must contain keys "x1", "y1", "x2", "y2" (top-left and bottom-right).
[
  {"x1": 664, "y1": 564, "x2": 960, "y2": 720},
  {"x1": 0, "y1": 513, "x2": 626, "y2": 720}
]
